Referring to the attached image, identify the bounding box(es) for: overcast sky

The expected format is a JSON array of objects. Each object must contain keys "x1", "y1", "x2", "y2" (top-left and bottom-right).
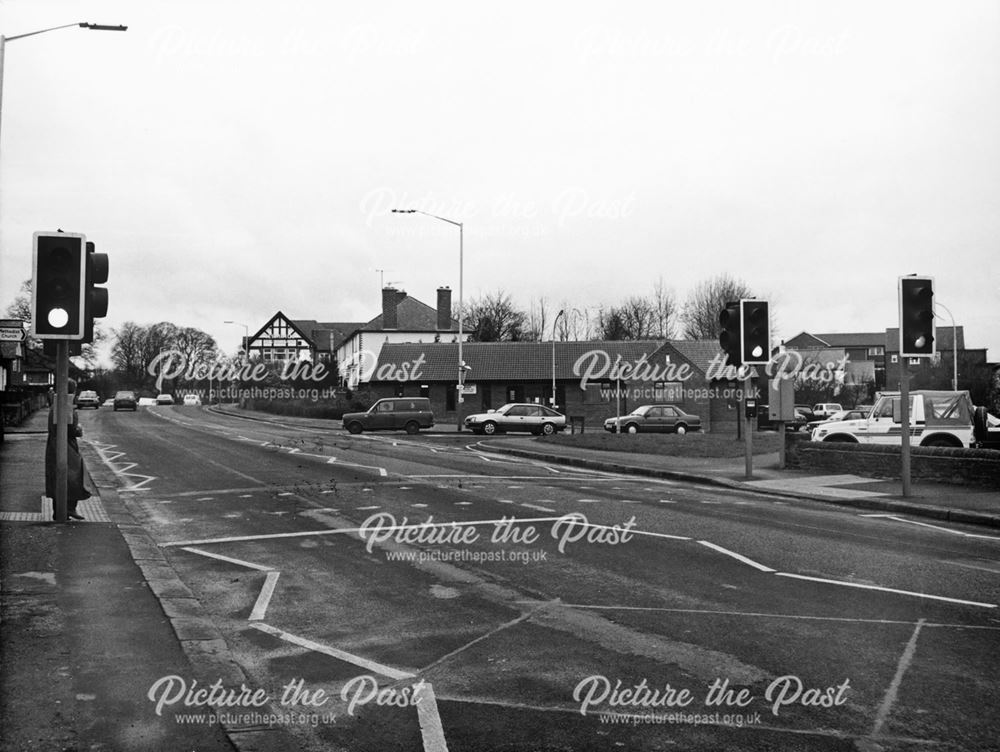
[{"x1": 1, "y1": 0, "x2": 998, "y2": 364}]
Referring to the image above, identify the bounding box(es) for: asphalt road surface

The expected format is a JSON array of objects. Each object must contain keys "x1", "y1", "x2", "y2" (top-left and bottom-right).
[{"x1": 79, "y1": 405, "x2": 1000, "y2": 752}]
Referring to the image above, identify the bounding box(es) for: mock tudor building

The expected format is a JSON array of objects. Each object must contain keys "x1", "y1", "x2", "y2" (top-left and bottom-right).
[{"x1": 245, "y1": 312, "x2": 363, "y2": 366}]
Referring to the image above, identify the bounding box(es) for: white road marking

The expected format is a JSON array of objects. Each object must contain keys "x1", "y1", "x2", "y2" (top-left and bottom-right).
[
  {"x1": 250, "y1": 623, "x2": 414, "y2": 680},
  {"x1": 249, "y1": 571, "x2": 281, "y2": 621},
  {"x1": 521, "y1": 503, "x2": 557, "y2": 513},
  {"x1": 861, "y1": 514, "x2": 1000, "y2": 542},
  {"x1": 775, "y1": 573, "x2": 996, "y2": 609},
  {"x1": 180, "y1": 547, "x2": 274, "y2": 572},
  {"x1": 872, "y1": 619, "x2": 925, "y2": 735},
  {"x1": 698, "y1": 541, "x2": 776, "y2": 572},
  {"x1": 415, "y1": 682, "x2": 450, "y2": 752}
]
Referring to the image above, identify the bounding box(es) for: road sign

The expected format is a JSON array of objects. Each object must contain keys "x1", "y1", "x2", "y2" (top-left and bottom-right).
[{"x1": 0, "y1": 326, "x2": 26, "y2": 341}]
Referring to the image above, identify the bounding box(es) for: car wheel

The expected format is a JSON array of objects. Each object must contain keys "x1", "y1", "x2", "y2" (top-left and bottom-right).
[
  {"x1": 347, "y1": 422, "x2": 363, "y2": 435},
  {"x1": 482, "y1": 421, "x2": 498, "y2": 435},
  {"x1": 675, "y1": 424, "x2": 687, "y2": 435},
  {"x1": 540, "y1": 422, "x2": 555, "y2": 436},
  {"x1": 625, "y1": 423, "x2": 639, "y2": 434},
  {"x1": 404, "y1": 421, "x2": 420, "y2": 435},
  {"x1": 921, "y1": 436, "x2": 960, "y2": 448}
]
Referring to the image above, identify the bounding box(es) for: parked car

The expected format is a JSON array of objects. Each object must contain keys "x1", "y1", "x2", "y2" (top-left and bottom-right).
[
  {"x1": 75, "y1": 390, "x2": 100, "y2": 409},
  {"x1": 182, "y1": 394, "x2": 202, "y2": 406},
  {"x1": 156, "y1": 394, "x2": 175, "y2": 405},
  {"x1": 342, "y1": 397, "x2": 435, "y2": 434},
  {"x1": 804, "y1": 409, "x2": 868, "y2": 433},
  {"x1": 604, "y1": 404, "x2": 702, "y2": 434},
  {"x1": 102, "y1": 398, "x2": 115, "y2": 408},
  {"x1": 464, "y1": 403, "x2": 566, "y2": 435},
  {"x1": 113, "y1": 390, "x2": 138, "y2": 411},
  {"x1": 811, "y1": 403, "x2": 843, "y2": 420}
]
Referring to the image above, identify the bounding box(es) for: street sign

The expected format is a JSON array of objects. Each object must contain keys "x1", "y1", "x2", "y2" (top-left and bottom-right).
[{"x1": 0, "y1": 326, "x2": 26, "y2": 341}]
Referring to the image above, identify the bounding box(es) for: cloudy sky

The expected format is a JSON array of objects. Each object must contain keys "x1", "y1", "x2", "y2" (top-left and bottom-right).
[{"x1": 1, "y1": 0, "x2": 998, "y2": 363}]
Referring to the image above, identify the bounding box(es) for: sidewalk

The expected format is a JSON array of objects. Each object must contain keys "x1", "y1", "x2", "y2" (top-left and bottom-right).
[
  {"x1": 482, "y1": 437, "x2": 1000, "y2": 528},
  {"x1": 0, "y1": 409, "x2": 296, "y2": 752}
]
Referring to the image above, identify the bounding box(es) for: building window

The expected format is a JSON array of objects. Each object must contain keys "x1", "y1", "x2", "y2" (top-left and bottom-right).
[
  {"x1": 909, "y1": 357, "x2": 920, "y2": 365},
  {"x1": 890, "y1": 355, "x2": 898, "y2": 363}
]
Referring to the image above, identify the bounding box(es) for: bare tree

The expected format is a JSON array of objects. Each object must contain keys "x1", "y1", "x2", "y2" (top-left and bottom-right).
[
  {"x1": 652, "y1": 277, "x2": 678, "y2": 339},
  {"x1": 524, "y1": 296, "x2": 549, "y2": 342},
  {"x1": 680, "y1": 274, "x2": 754, "y2": 340},
  {"x1": 463, "y1": 291, "x2": 528, "y2": 342}
]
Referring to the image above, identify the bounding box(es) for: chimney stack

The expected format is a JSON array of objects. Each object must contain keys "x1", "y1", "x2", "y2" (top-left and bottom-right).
[
  {"x1": 382, "y1": 287, "x2": 399, "y2": 329},
  {"x1": 436, "y1": 287, "x2": 452, "y2": 331}
]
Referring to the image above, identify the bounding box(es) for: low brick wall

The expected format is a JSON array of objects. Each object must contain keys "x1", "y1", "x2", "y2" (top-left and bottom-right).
[{"x1": 785, "y1": 434, "x2": 1000, "y2": 490}]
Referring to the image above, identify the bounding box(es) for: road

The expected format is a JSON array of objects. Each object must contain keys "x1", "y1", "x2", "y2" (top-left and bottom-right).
[{"x1": 79, "y1": 405, "x2": 1000, "y2": 752}]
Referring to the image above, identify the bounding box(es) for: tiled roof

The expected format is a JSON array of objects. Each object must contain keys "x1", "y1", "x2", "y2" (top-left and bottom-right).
[
  {"x1": 371, "y1": 341, "x2": 688, "y2": 382},
  {"x1": 810, "y1": 332, "x2": 886, "y2": 348},
  {"x1": 363, "y1": 296, "x2": 458, "y2": 332},
  {"x1": 291, "y1": 320, "x2": 365, "y2": 352}
]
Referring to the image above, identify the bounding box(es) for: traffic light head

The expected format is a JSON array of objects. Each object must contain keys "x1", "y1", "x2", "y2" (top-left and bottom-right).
[
  {"x1": 899, "y1": 276, "x2": 934, "y2": 357},
  {"x1": 84, "y1": 241, "x2": 109, "y2": 344},
  {"x1": 32, "y1": 233, "x2": 86, "y2": 339},
  {"x1": 740, "y1": 299, "x2": 770, "y2": 365},
  {"x1": 719, "y1": 302, "x2": 742, "y2": 368}
]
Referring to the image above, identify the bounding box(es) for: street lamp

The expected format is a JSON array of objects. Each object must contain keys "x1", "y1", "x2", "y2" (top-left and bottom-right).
[
  {"x1": 934, "y1": 302, "x2": 958, "y2": 390},
  {"x1": 551, "y1": 309, "x2": 565, "y2": 410},
  {"x1": 224, "y1": 320, "x2": 250, "y2": 358},
  {"x1": 0, "y1": 22, "x2": 128, "y2": 159},
  {"x1": 391, "y1": 208, "x2": 465, "y2": 431}
]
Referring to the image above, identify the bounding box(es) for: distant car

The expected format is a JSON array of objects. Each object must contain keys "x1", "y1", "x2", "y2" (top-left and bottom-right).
[
  {"x1": 464, "y1": 403, "x2": 566, "y2": 435},
  {"x1": 155, "y1": 394, "x2": 175, "y2": 405},
  {"x1": 342, "y1": 397, "x2": 435, "y2": 434},
  {"x1": 138, "y1": 397, "x2": 157, "y2": 406},
  {"x1": 786, "y1": 408, "x2": 811, "y2": 432},
  {"x1": 604, "y1": 404, "x2": 702, "y2": 435},
  {"x1": 113, "y1": 391, "x2": 138, "y2": 411},
  {"x1": 811, "y1": 403, "x2": 843, "y2": 420},
  {"x1": 75, "y1": 390, "x2": 100, "y2": 409},
  {"x1": 805, "y1": 409, "x2": 868, "y2": 433},
  {"x1": 102, "y1": 398, "x2": 115, "y2": 408},
  {"x1": 182, "y1": 394, "x2": 202, "y2": 406}
]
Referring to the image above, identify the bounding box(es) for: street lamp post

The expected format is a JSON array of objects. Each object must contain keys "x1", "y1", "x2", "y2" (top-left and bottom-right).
[
  {"x1": 224, "y1": 320, "x2": 250, "y2": 407},
  {"x1": 0, "y1": 22, "x2": 128, "y2": 161},
  {"x1": 391, "y1": 208, "x2": 465, "y2": 431},
  {"x1": 552, "y1": 309, "x2": 565, "y2": 410}
]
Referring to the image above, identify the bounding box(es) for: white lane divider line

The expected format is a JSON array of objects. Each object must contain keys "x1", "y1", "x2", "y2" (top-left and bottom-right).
[
  {"x1": 861, "y1": 514, "x2": 1000, "y2": 542},
  {"x1": 249, "y1": 571, "x2": 281, "y2": 621},
  {"x1": 698, "y1": 541, "x2": 776, "y2": 573},
  {"x1": 249, "y1": 623, "x2": 415, "y2": 680},
  {"x1": 774, "y1": 573, "x2": 996, "y2": 609},
  {"x1": 872, "y1": 619, "x2": 925, "y2": 735},
  {"x1": 416, "y1": 682, "x2": 450, "y2": 752},
  {"x1": 521, "y1": 503, "x2": 557, "y2": 513},
  {"x1": 180, "y1": 547, "x2": 274, "y2": 572}
]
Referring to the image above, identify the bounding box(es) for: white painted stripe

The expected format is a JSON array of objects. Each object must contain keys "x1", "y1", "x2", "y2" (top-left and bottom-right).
[
  {"x1": 697, "y1": 541, "x2": 776, "y2": 572},
  {"x1": 180, "y1": 547, "x2": 274, "y2": 572},
  {"x1": 775, "y1": 573, "x2": 997, "y2": 608},
  {"x1": 521, "y1": 503, "x2": 557, "y2": 513},
  {"x1": 872, "y1": 619, "x2": 925, "y2": 734},
  {"x1": 249, "y1": 571, "x2": 281, "y2": 621},
  {"x1": 415, "y1": 682, "x2": 450, "y2": 752},
  {"x1": 249, "y1": 623, "x2": 414, "y2": 680},
  {"x1": 866, "y1": 515, "x2": 1000, "y2": 542},
  {"x1": 163, "y1": 517, "x2": 567, "y2": 548}
]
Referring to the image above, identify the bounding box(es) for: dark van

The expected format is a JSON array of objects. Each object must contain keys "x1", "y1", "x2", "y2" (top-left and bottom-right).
[{"x1": 342, "y1": 398, "x2": 434, "y2": 435}]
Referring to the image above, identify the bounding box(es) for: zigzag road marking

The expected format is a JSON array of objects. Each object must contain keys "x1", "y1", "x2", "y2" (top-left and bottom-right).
[{"x1": 90, "y1": 440, "x2": 157, "y2": 491}]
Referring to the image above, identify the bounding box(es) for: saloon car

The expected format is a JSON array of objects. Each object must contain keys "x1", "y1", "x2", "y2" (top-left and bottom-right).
[
  {"x1": 113, "y1": 390, "x2": 138, "y2": 411},
  {"x1": 75, "y1": 390, "x2": 101, "y2": 409},
  {"x1": 604, "y1": 404, "x2": 702, "y2": 434},
  {"x1": 464, "y1": 403, "x2": 567, "y2": 435}
]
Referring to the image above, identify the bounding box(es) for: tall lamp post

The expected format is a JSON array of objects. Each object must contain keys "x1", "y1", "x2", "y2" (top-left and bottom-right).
[
  {"x1": 551, "y1": 309, "x2": 565, "y2": 410},
  {"x1": 391, "y1": 208, "x2": 465, "y2": 431},
  {"x1": 0, "y1": 22, "x2": 128, "y2": 161},
  {"x1": 934, "y1": 302, "x2": 958, "y2": 390}
]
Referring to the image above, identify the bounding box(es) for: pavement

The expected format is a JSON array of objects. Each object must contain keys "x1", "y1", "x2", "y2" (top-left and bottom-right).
[{"x1": 1, "y1": 405, "x2": 997, "y2": 751}]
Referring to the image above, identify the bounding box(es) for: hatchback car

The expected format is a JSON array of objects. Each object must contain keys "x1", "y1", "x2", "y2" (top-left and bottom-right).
[
  {"x1": 464, "y1": 403, "x2": 567, "y2": 435},
  {"x1": 604, "y1": 404, "x2": 702, "y2": 434},
  {"x1": 113, "y1": 390, "x2": 138, "y2": 411},
  {"x1": 182, "y1": 394, "x2": 202, "y2": 406},
  {"x1": 75, "y1": 390, "x2": 100, "y2": 409},
  {"x1": 156, "y1": 394, "x2": 175, "y2": 405},
  {"x1": 342, "y1": 397, "x2": 435, "y2": 434}
]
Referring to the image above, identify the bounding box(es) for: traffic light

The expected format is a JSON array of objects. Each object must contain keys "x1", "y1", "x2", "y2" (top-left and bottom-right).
[
  {"x1": 32, "y1": 232, "x2": 86, "y2": 339},
  {"x1": 719, "y1": 301, "x2": 742, "y2": 368},
  {"x1": 899, "y1": 276, "x2": 934, "y2": 357},
  {"x1": 83, "y1": 241, "x2": 109, "y2": 344},
  {"x1": 740, "y1": 299, "x2": 770, "y2": 364}
]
